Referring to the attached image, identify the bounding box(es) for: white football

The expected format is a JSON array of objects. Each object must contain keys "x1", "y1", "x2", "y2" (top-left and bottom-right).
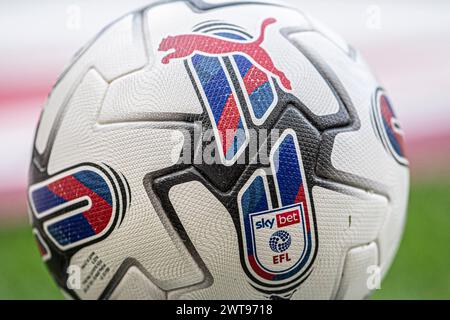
[{"x1": 28, "y1": 0, "x2": 409, "y2": 299}]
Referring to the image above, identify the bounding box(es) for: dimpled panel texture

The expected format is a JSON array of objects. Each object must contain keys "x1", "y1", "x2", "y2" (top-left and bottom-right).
[
  {"x1": 98, "y1": 54, "x2": 203, "y2": 123},
  {"x1": 335, "y1": 242, "x2": 379, "y2": 300},
  {"x1": 291, "y1": 187, "x2": 387, "y2": 299},
  {"x1": 168, "y1": 181, "x2": 262, "y2": 299},
  {"x1": 109, "y1": 266, "x2": 166, "y2": 300}
]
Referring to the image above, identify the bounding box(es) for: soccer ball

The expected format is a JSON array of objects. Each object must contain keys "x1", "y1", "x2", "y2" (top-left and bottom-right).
[{"x1": 28, "y1": 0, "x2": 409, "y2": 299}]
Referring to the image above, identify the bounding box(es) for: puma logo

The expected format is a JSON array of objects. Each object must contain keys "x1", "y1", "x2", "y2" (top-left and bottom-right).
[{"x1": 158, "y1": 18, "x2": 292, "y2": 91}]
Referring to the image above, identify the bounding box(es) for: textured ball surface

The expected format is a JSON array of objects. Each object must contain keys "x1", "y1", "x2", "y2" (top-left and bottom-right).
[{"x1": 28, "y1": 0, "x2": 409, "y2": 300}]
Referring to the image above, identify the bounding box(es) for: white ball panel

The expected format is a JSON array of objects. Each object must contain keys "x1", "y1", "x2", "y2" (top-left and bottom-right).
[
  {"x1": 98, "y1": 61, "x2": 203, "y2": 124},
  {"x1": 36, "y1": 13, "x2": 148, "y2": 154},
  {"x1": 335, "y1": 242, "x2": 378, "y2": 300},
  {"x1": 376, "y1": 187, "x2": 408, "y2": 278},
  {"x1": 292, "y1": 186, "x2": 387, "y2": 299},
  {"x1": 303, "y1": 13, "x2": 353, "y2": 57},
  {"x1": 168, "y1": 181, "x2": 262, "y2": 299},
  {"x1": 109, "y1": 266, "x2": 166, "y2": 300}
]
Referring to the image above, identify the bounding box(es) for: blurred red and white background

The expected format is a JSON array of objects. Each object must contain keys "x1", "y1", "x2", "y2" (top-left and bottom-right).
[{"x1": 1, "y1": 0, "x2": 450, "y2": 221}]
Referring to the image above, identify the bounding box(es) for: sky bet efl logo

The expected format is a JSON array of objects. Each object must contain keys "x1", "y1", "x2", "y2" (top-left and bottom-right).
[
  {"x1": 238, "y1": 130, "x2": 317, "y2": 294},
  {"x1": 254, "y1": 207, "x2": 301, "y2": 265}
]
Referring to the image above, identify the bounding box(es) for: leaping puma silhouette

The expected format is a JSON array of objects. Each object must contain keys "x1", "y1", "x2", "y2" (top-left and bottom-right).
[{"x1": 158, "y1": 18, "x2": 292, "y2": 91}]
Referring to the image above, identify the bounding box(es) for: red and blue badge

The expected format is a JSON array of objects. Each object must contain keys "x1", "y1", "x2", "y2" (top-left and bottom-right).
[{"x1": 238, "y1": 130, "x2": 316, "y2": 291}]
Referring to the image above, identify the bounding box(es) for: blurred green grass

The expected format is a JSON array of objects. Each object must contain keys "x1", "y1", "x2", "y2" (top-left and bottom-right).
[
  {"x1": 0, "y1": 179, "x2": 448, "y2": 299},
  {"x1": 0, "y1": 225, "x2": 62, "y2": 299},
  {"x1": 373, "y1": 178, "x2": 450, "y2": 299}
]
